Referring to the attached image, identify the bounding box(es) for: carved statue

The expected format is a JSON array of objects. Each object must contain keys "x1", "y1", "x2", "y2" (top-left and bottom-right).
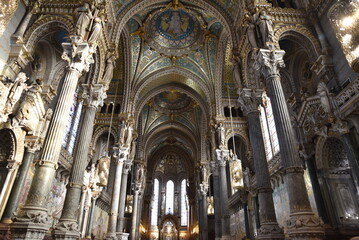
[
  {"x1": 88, "y1": 17, "x2": 102, "y2": 45},
  {"x1": 76, "y1": 3, "x2": 93, "y2": 39},
  {"x1": 0, "y1": 81, "x2": 10, "y2": 117},
  {"x1": 216, "y1": 122, "x2": 225, "y2": 147},
  {"x1": 97, "y1": 156, "x2": 110, "y2": 187},
  {"x1": 4, "y1": 72, "x2": 30, "y2": 116},
  {"x1": 135, "y1": 163, "x2": 144, "y2": 184},
  {"x1": 233, "y1": 55, "x2": 243, "y2": 90},
  {"x1": 125, "y1": 124, "x2": 133, "y2": 148},
  {"x1": 244, "y1": 13, "x2": 259, "y2": 49},
  {"x1": 256, "y1": 10, "x2": 275, "y2": 49},
  {"x1": 119, "y1": 120, "x2": 127, "y2": 146},
  {"x1": 102, "y1": 53, "x2": 116, "y2": 84},
  {"x1": 317, "y1": 82, "x2": 333, "y2": 114}
]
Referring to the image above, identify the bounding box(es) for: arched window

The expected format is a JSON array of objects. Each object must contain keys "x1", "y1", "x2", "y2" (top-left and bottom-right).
[
  {"x1": 62, "y1": 93, "x2": 83, "y2": 154},
  {"x1": 151, "y1": 178, "x2": 159, "y2": 226},
  {"x1": 259, "y1": 93, "x2": 279, "y2": 161},
  {"x1": 180, "y1": 179, "x2": 188, "y2": 226},
  {"x1": 165, "y1": 180, "x2": 174, "y2": 214}
]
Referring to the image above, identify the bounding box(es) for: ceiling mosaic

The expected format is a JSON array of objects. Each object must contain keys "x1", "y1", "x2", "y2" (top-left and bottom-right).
[
  {"x1": 144, "y1": 8, "x2": 205, "y2": 56},
  {"x1": 155, "y1": 152, "x2": 186, "y2": 174}
]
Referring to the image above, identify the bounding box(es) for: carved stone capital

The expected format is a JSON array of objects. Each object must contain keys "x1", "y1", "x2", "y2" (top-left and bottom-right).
[
  {"x1": 216, "y1": 149, "x2": 229, "y2": 167},
  {"x1": 61, "y1": 36, "x2": 94, "y2": 74},
  {"x1": 255, "y1": 49, "x2": 285, "y2": 79},
  {"x1": 123, "y1": 161, "x2": 133, "y2": 174},
  {"x1": 238, "y1": 88, "x2": 263, "y2": 115},
  {"x1": 81, "y1": 84, "x2": 107, "y2": 109},
  {"x1": 199, "y1": 183, "x2": 209, "y2": 196}
]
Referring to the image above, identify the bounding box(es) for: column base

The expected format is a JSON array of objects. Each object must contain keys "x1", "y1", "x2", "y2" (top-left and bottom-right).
[
  {"x1": 117, "y1": 232, "x2": 130, "y2": 240},
  {"x1": 53, "y1": 229, "x2": 80, "y2": 240},
  {"x1": 257, "y1": 222, "x2": 284, "y2": 239},
  {"x1": 10, "y1": 221, "x2": 50, "y2": 240},
  {"x1": 106, "y1": 232, "x2": 118, "y2": 240},
  {"x1": 287, "y1": 212, "x2": 324, "y2": 240},
  {"x1": 54, "y1": 220, "x2": 80, "y2": 240},
  {"x1": 221, "y1": 235, "x2": 232, "y2": 240}
]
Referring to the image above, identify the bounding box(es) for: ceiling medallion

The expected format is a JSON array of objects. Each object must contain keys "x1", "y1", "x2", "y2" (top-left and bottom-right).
[{"x1": 144, "y1": 1, "x2": 205, "y2": 56}]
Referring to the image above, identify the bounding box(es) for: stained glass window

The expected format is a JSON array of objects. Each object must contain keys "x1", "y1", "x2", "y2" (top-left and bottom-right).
[
  {"x1": 151, "y1": 179, "x2": 159, "y2": 226},
  {"x1": 165, "y1": 180, "x2": 174, "y2": 214},
  {"x1": 260, "y1": 94, "x2": 280, "y2": 161},
  {"x1": 62, "y1": 92, "x2": 83, "y2": 155},
  {"x1": 180, "y1": 179, "x2": 188, "y2": 226}
]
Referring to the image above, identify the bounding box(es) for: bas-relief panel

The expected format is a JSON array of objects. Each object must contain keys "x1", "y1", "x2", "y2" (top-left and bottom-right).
[
  {"x1": 273, "y1": 183, "x2": 290, "y2": 231},
  {"x1": 230, "y1": 209, "x2": 246, "y2": 239},
  {"x1": 92, "y1": 206, "x2": 109, "y2": 239}
]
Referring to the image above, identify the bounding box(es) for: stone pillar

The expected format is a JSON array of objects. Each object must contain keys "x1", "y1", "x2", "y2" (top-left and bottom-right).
[
  {"x1": 106, "y1": 147, "x2": 128, "y2": 239},
  {"x1": 55, "y1": 84, "x2": 105, "y2": 239},
  {"x1": 131, "y1": 186, "x2": 141, "y2": 240},
  {"x1": 238, "y1": 89, "x2": 284, "y2": 239},
  {"x1": 255, "y1": 49, "x2": 324, "y2": 239},
  {"x1": 215, "y1": 149, "x2": 231, "y2": 239},
  {"x1": 116, "y1": 161, "x2": 132, "y2": 235},
  {"x1": 78, "y1": 187, "x2": 88, "y2": 237},
  {"x1": 199, "y1": 184, "x2": 208, "y2": 240},
  {"x1": 1, "y1": 141, "x2": 40, "y2": 223},
  {"x1": 210, "y1": 161, "x2": 222, "y2": 240},
  {"x1": 243, "y1": 202, "x2": 252, "y2": 240},
  {"x1": 11, "y1": 36, "x2": 94, "y2": 240},
  {"x1": 130, "y1": 162, "x2": 144, "y2": 240},
  {"x1": 85, "y1": 197, "x2": 97, "y2": 239}
]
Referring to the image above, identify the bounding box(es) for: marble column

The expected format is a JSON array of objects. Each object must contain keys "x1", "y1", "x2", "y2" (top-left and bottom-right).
[
  {"x1": 199, "y1": 184, "x2": 208, "y2": 240},
  {"x1": 55, "y1": 84, "x2": 105, "y2": 239},
  {"x1": 11, "y1": 36, "x2": 94, "y2": 240},
  {"x1": 255, "y1": 49, "x2": 324, "y2": 239},
  {"x1": 238, "y1": 89, "x2": 284, "y2": 239},
  {"x1": 1, "y1": 142, "x2": 40, "y2": 224},
  {"x1": 243, "y1": 202, "x2": 251, "y2": 240},
  {"x1": 130, "y1": 186, "x2": 141, "y2": 240},
  {"x1": 215, "y1": 149, "x2": 231, "y2": 239},
  {"x1": 85, "y1": 197, "x2": 97, "y2": 239},
  {"x1": 130, "y1": 162, "x2": 144, "y2": 240},
  {"x1": 78, "y1": 187, "x2": 88, "y2": 237},
  {"x1": 210, "y1": 161, "x2": 222, "y2": 240},
  {"x1": 106, "y1": 147, "x2": 128, "y2": 239},
  {"x1": 117, "y1": 161, "x2": 132, "y2": 236}
]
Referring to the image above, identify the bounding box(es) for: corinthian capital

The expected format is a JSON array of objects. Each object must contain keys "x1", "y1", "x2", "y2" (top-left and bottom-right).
[
  {"x1": 238, "y1": 88, "x2": 263, "y2": 115},
  {"x1": 81, "y1": 84, "x2": 106, "y2": 108},
  {"x1": 216, "y1": 149, "x2": 229, "y2": 167},
  {"x1": 254, "y1": 49, "x2": 285, "y2": 79},
  {"x1": 62, "y1": 36, "x2": 94, "y2": 73}
]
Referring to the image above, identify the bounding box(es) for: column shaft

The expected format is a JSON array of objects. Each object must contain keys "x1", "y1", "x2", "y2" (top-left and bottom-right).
[
  {"x1": 107, "y1": 159, "x2": 124, "y2": 238},
  {"x1": 219, "y1": 164, "x2": 230, "y2": 237},
  {"x1": 1, "y1": 150, "x2": 34, "y2": 223},
  {"x1": 116, "y1": 170, "x2": 129, "y2": 233},
  {"x1": 247, "y1": 111, "x2": 283, "y2": 238},
  {"x1": 212, "y1": 175, "x2": 222, "y2": 239},
  {"x1": 258, "y1": 49, "x2": 324, "y2": 239},
  {"x1": 130, "y1": 190, "x2": 140, "y2": 240},
  {"x1": 201, "y1": 193, "x2": 208, "y2": 240},
  {"x1": 85, "y1": 198, "x2": 97, "y2": 238},
  {"x1": 56, "y1": 105, "x2": 97, "y2": 231},
  {"x1": 19, "y1": 68, "x2": 80, "y2": 213}
]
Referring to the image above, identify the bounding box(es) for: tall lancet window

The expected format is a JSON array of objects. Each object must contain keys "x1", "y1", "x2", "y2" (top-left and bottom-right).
[
  {"x1": 151, "y1": 178, "x2": 159, "y2": 226},
  {"x1": 165, "y1": 180, "x2": 174, "y2": 214},
  {"x1": 180, "y1": 179, "x2": 188, "y2": 226},
  {"x1": 260, "y1": 93, "x2": 280, "y2": 161},
  {"x1": 62, "y1": 92, "x2": 83, "y2": 154}
]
